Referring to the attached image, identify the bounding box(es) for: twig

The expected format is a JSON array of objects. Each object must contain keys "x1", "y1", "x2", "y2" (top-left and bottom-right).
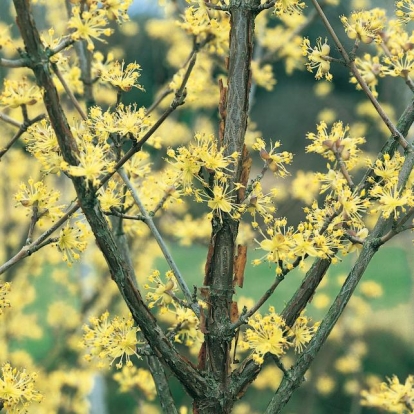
[
  {"x1": 0, "y1": 202, "x2": 80, "y2": 275},
  {"x1": 118, "y1": 168, "x2": 200, "y2": 318},
  {"x1": 310, "y1": 0, "x2": 410, "y2": 150},
  {"x1": 52, "y1": 63, "x2": 87, "y2": 120},
  {"x1": 230, "y1": 274, "x2": 285, "y2": 330},
  {"x1": 0, "y1": 114, "x2": 45, "y2": 160}
]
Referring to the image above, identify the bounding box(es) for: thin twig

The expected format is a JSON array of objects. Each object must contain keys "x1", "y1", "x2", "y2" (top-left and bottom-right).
[
  {"x1": 0, "y1": 113, "x2": 45, "y2": 159},
  {"x1": 310, "y1": 0, "x2": 410, "y2": 150},
  {"x1": 52, "y1": 63, "x2": 87, "y2": 120},
  {"x1": 118, "y1": 168, "x2": 200, "y2": 318}
]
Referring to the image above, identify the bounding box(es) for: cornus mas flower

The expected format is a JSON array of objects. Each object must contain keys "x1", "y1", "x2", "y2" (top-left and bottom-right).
[
  {"x1": 204, "y1": 180, "x2": 243, "y2": 221},
  {"x1": 243, "y1": 181, "x2": 277, "y2": 227},
  {"x1": 61, "y1": 133, "x2": 115, "y2": 187},
  {"x1": 68, "y1": 5, "x2": 113, "y2": 51},
  {"x1": 340, "y1": 9, "x2": 386, "y2": 44},
  {"x1": 361, "y1": 375, "x2": 414, "y2": 413},
  {"x1": 144, "y1": 270, "x2": 177, "y2": 313},
  {"x1": 0, "y1": 363, "x2": 43, "y2": 412},
  {"x1": 100, "y1": 61, "x2": 144, "y2": 92},
  {"x1": 302, "y1": 37, "x2": 333, "y2": 81},
  {"x1": 0, "y1": 78, "x2": 42, "y2": 108},
  {"x1": 369, "y1": 183, "x2": 413, "y2": 219},
  {"x1": 351, "y1": 54, "x2": 382, "y2": 97},
  {"x1": 395, "y1": 0, "x2": 414, "y2": 24},
  {"x1": 252, "y1": 137, "x2": 293, "y2": 177},
  {"x1": 82, "y1": 311, "x2": 143, "y2": 369},
  {"x1": 274, "y1": 0, "x2": 306, "y2": 16},
  {"x1": 288, "y1": 312, "x2": 319, "y2": 353},
  {"x1": 242, "y1": 307, "x2": 291, "y2": 365},
  {"x1": 57, "y1": 222, "x2": 90, "y2": 266},
  {"x1": 14, "y1": 178, "x2": 64, "y2": 224},
  {"x1": 382, "y1": 50, "x2": 414, "y2": 77},
  {"x1": 306, "y1": 121, "x2": 365, "y2": 170},
  {"x1": 25, "y1": 119, "x2": 62, "y2": 175}
]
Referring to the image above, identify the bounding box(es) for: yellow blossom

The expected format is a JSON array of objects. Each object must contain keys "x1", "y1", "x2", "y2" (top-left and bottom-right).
[
  {"x1": 361, "y1": 375, "x2": 414, "y2": 413},
  {"x1": 0, "y1": 363, "x2": 43, "y2": 412},
  {"x1": 274, "y1": 0, "x2": 306, "y2": 16},
  {"x1": 302, "y1": 37, "x2": 333, "y2": 81},
  {"x1": 242, "y1": 307, "x2": 290, "y2": 365},
  {"x1": 68, "y1": 5, "x2": 113, "y2": 51},
  {"x1": 0, "y1": 78, "x2": 42, "y2": 108},
  {"x1": 100, "y1": 61, "x2": 144, "y2": 92},
  {"x1": 82, "y1": 311, "x2": 143, "y2": 368},
  {"x1": 144, "y1": 270, "x2": 177, "y2": 312},
  {"x1": 56, "y1": 221, "x2": 90, "y2": 266}
]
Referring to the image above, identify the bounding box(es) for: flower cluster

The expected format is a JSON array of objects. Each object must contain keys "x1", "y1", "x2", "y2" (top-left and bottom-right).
[
  {"x1": 0, "y1": 363, "x2": 43, "y2": 412},
  {"x1": 368, "y1": 154, "x2": 413, "y2": 220},
  {"x1": 274, "y1": 0, "x2": 306, "y2": 16},
  {"x1": 177, "y1": 5, "x2": 230, "y2": 55},
  {"x1": 302, "y1": 37, "x2": 333, "y2": 81},
  {"x1": 340, "y1": 9, "x2": 386, "y2": 44},
  {"x1": 68, "y1": 4, "x2": 113, "y2": 51},
  {"x1": 14, "y1": 178, "x2": 65, "y2": 224},
  {"x1": 25, "y1": 119, "x2": 62, "y2": 174},
  {"x1": 0, "y1": 78, "x2": 42, "y2": 108},
  {"x1": 56, "y1": 221, "x2": 90, "y2": 266},
  {"x1": 144, "y1": 270, "x2": 177, "y2": 313},
  {"x1": 61, "y1": 128, "x2": 116, "y2": 187},
  {"x1": 306, "y1": 121, "x2": 365, "y2": 170},
  {"x1": 99, "y1": 61, "x2": 144, "y2": 92},
  {"x1": 252, "y1": 137, "x2": 293, "y2": 177},
  {"x1": 82, "y1": 311, "x2": 142, "y2": 369},
  {"x1": 361, "y1": 375, "x2": 414, "y2": 413},
  {"x1": 241, "y1": 307, "x2": 290, "y2": 365},
  {"x1": 395, "y1": 0, "x2": 414, "y2": 24},
  {"x1": 113, "y1": 365, "x2": 156, "y2": 400},
  {"x1": 255, "y1": 214, "x2": 343, "y2": 273}
]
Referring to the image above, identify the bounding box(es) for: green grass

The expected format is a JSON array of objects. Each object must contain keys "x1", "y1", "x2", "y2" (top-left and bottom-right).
[{"x1": 156, "y1": 242, "x2": 412, "y2": 313}]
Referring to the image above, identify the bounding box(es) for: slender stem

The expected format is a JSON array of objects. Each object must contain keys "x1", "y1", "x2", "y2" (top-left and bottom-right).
[
  {"x1": 310, "y1": 0, "x2": 409, "y2": 150},
  {"x1": 52, "y1": 63, "x2": 87, "y2": 120},
  {"x1": 0, "y1": 114, "x2": 45, "y2": 160},
  {"x1": 118, "y1": 169, "x2": 200, "y2": 318}
]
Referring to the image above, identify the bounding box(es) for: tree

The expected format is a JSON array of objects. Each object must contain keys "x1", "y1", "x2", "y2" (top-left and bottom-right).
[{"x1": 0, "y1": 0, "x2": 413, "y2": 413}]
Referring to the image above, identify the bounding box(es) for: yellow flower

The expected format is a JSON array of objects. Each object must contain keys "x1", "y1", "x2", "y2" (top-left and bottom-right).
[
  {"x1": 351, "y1": 54, "x2": 382, "y2": 97},
  {"x1": 274, "y1": 0, "x2": 306, "y2": 16},
  {"x1": 302, "y1": 37, "x2": 333, "y2": 81},
  {"x1": 68, "y1": 5, "x2": 113, "y2": 51},
  {"x1": 395, "y1": 0, "x2": 414, "y2": 24},
  {"x1": 243, "y1": 307, "x2": 290, "y2": 365},
  {"x1": 82, "y1": 311, "x2": 143, "y2": 369},
  {"x1": 100, "y1": 61, "x2": 144, "y2": 92},
  {"x1": 0, "y1": 363, "x2": 43, "y2": 412},
  {"x1": 56, "y1": 221, "x2": 90, "y2": 266},
  {"x1": 361, "y1": 375, "x2": 414, "y2": 412},
  {"x1": 144, "y1": 270, "x2": 177, "y2": 312},
  {"x1": 340, "y1": 9, "x2": 386, "y2": 44},
  {"x1": 14, "y1": 178, "x2": 64, "y2": 224},
  {"x1": 0, "y1": 78, "x2": 42, "y2": 108}
]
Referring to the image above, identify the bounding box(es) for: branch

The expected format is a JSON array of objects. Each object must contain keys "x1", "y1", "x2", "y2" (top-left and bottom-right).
[
  {"x1": 13, "y1": 1, "x2": 207, "y2": 398},
  {"x1": 310, "y1": 0, "x2": 409, "y2": 150},
  {"x1": 0, "y1": 113, "x2": 45, "y2": 160},
  {"x1": 263, "y1": 152, "x2": 414, "y2": 414},
  {"x1": 118, "y1": 169, "x2": 200, "y2": 317}
]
